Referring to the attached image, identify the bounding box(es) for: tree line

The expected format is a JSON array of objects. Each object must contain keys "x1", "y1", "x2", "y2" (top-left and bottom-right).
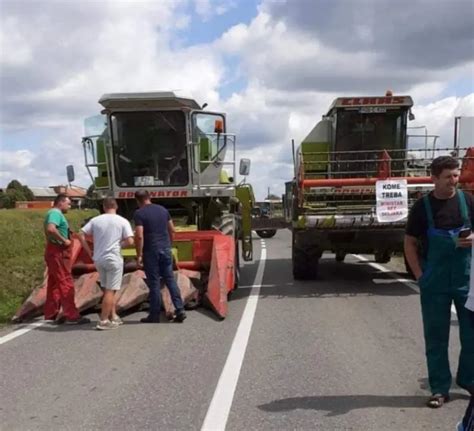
[{"x1": 0, "y1": 180, "x2": 34, "y2": 209}]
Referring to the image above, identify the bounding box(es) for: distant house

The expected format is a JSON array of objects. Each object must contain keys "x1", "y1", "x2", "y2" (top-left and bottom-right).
[
  {"x1": 16, "y1": 185, "x2": 88, "y2": 209},
  {"x1": 29, "y1": 187, "x2": 58, "y2": 202},
  {"x1": 52, "y1": 185, "x2": 88, "y2": 208}
]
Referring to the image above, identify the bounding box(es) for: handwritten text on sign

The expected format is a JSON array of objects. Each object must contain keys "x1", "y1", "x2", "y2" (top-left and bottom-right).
[{"x1": 376, "y1": 179, "x2": 408, "y2": 222}]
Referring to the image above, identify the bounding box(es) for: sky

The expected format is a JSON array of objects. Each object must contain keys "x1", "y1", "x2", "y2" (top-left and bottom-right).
[{"x1": 1, "y1": 0, "x2": 473, "y2": 200}]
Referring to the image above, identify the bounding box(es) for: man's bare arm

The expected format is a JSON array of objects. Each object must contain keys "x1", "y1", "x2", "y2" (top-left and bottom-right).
[
  {"x1": 168, "y1": 219, "x2": 176, "y2": 243},
  {"x1": 404, "y1": 235, "x2": 422, "y2": 280},
  {"x1": 135, "y1": 226, "x2": 144, "y2": 263},
  {"x1": 457, "y1": 235, "x2": 473, "y2": 248},
  {"x1": 121, "y1": 236, "x2": 134, "y2": 248},
  {"x1": 78, "y1": 232, "x2": 93, "y2": 259}
]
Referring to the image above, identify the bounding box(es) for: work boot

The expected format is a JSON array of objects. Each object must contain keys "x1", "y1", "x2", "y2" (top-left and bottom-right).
[
  {"x1": 140, "y1": 315, "x2": 160, "y2": 323},
  {"x1": 174, "y1": 311, "x2": 187, "y2": 323},
  {"x1": 65, "y1": 316, "x2": 91, "y2": 325}
]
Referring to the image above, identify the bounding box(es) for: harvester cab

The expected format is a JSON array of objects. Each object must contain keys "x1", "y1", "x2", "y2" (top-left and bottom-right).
[{"x1": 289, "y1": 92, "x2": 474, "y2": 279}]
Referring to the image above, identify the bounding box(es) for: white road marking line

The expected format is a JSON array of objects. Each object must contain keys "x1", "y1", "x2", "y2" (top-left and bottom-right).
[
  {"x1": 201, "y1": 240, "x2": 267, "y2": 431},
  {"x1": 238, "y1": 284, "x2": 276, "y2": 289},
  {"x1": 0, "y1": 321, "x2": 46, "y2": 346},
  {"x1": 372, "y1": 278, "x2": 415, "y2": 284},
  {"x1": 352, "y1": 254, "x2": 457, "y2": 316}
]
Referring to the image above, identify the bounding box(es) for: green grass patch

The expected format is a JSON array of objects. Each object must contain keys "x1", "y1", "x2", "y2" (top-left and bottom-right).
[{"x1": 0, "y1": 208, "x2": 99, "y2": 323}]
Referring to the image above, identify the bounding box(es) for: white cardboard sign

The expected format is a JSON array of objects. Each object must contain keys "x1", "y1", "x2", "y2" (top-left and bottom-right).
[{"x1": 376, "y1": 179, "x2": 408, "y2": 223}]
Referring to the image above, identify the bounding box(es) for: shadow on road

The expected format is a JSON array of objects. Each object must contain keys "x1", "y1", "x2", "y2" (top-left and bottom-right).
[
  {"x1": 257, "y1": 257, "x2": 418, "y2": 299},
  {"x1": 258, "y1": 393, "x2": 470, "y2": 417}
]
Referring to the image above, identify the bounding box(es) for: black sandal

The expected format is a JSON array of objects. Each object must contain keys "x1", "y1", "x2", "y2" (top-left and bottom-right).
[{"x1": 427, "y1": 393, "x2": 450, "y2": 408}]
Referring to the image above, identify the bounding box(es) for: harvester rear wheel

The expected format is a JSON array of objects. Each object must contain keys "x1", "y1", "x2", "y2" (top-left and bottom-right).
[
  {"x1": 256, "y1": 229, "x2": 277, "y2": 239},
  {"x1": 292, "y1": 246, "x2": 319, "y2": 280},
  {"x1": 335, "y1": 251, "x2": 346, "y2": 262},
  {"x1": 374, "y1": 251, "x2": 391, "y2": 264}
]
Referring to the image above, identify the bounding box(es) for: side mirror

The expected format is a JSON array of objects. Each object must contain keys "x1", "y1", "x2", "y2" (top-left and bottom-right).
[
  {"x1": 66, "y1": 165, "x2": 75, "y2": 183},
  {"x1": 409, "y1": 110, "x2": 415, "y2": 121},
  {"x1": 239, "y1": 158, "x2": 251, "y2": 176}
]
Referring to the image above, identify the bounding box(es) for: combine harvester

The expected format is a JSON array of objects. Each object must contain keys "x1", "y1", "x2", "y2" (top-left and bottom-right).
[
  {"x1": 14, "y1": 92, "x2": 256, "y2": 322},
  {"x1": 285, "y1": 92, "x2": 474, "y2": 279}
]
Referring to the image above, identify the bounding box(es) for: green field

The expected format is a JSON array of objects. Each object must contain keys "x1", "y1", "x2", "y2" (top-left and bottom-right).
[{"x1": 0, "y1": 209, "x2": 99, "y2": 323}]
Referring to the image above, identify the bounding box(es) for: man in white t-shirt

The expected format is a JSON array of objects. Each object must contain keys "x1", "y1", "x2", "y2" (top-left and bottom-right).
[{"x1": 79, "y1": 198, "x2": 134, "y2": 330}]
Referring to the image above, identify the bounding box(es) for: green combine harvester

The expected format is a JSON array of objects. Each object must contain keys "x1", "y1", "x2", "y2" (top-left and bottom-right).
[{"x1": 287, "y1": 91, "x2": 446, "y2": 279}]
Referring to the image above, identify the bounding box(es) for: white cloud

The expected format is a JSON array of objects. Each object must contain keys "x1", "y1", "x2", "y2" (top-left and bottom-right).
[
  {"x1": 217, "y1": 7, "x2": 473, "y2": 95},
  {"x1": 0, "y1": 149, "x2": 35, "y2": 171},
  {"x1": 411, "y1": 94, "x2": 474, "y2": 149},
  {"x1": 193, "y1": 0, "x2": 236, "y2": 21},
  {"x1": 1, "y1": 0, "x2": 473, "y2": 202},
  {"x1": 0, "y1": 16, "x2": 32, "y2": 67},
  {"x1": 0, "y1": 0, "x2": 221, "y2": 130}
]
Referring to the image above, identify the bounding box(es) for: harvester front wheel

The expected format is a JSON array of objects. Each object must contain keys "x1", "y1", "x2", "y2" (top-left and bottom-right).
[
  {"x1": 256, "y1": 229, "x2": 277, "y2": 239},
  {"x1": 212, "y1": 211, "x2": 241, "y2": 294},
  {"x1": 292, "y1": 246, "x2": 319, "y2": 280},
  {"x1": 212, "y1": 211, "x2": 235, "y2": 236}
]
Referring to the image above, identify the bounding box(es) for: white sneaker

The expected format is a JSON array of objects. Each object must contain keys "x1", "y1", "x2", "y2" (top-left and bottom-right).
[
  {"x1": 96, "y1": 320, "x2": 119, "y2": 330},
  {"x1": 111, "y1": 316, "x2": 123, "y2": 325}
]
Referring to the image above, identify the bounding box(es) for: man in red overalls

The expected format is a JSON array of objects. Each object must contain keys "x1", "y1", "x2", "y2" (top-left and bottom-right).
[{"x1": 44, "y1": 194, "x2": 90, "y2": 324}]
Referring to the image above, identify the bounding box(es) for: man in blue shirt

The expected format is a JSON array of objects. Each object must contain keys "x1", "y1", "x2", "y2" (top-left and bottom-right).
[{"x1": 134, "y1": 190, "x2": 186, "y2": 323}]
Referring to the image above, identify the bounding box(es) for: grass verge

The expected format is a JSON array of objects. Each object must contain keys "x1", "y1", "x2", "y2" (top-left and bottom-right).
[{"x1": 0, "y1": 208, "x2": 99, "y2": 323}]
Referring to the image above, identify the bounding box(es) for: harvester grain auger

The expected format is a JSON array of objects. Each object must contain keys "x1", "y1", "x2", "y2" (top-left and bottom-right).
[{"x1": 13, "y1": 92, "x2": 255, "y2": 322}]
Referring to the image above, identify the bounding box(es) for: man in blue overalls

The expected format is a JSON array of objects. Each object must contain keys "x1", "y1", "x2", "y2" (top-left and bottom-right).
[{"x1": 405, "y1": 156, "x2": 474, "y2": 408}]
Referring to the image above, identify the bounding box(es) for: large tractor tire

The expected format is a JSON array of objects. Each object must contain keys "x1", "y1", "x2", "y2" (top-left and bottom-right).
[
  {"x1": 212, "y1": 211, "x2": 240, "y2": 293},
  {"x1": 292, "y1": 246, "x2": 320, "y2": 280},
  {"x1": 374, "y1": 250, "x2": 391, "y2": 264},
  {"x1": 212, "y1": 211, "x2": 235, "y2": 236},
  {"x1": 256, "y1": 229, "x2": 277, "y2": 239},
  {"x1": 335, "y1": 251, "x2": 346, "y2": 262}
]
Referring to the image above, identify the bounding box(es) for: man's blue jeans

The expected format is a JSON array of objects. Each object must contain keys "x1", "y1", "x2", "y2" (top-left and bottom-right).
[{"x1": 143, "y1": 248, "x2": 184, "y2": 318}]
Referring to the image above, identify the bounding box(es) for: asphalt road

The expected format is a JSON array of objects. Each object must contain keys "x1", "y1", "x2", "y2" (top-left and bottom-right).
[{"x1": 0, "y1": 229, "x2": 469, "y2": 430}]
